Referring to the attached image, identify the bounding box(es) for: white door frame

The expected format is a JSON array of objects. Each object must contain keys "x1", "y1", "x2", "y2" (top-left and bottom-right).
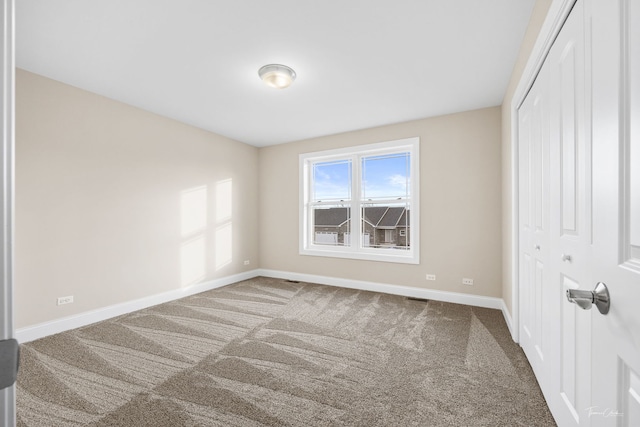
[
  {"x1": 509, "y1": 0, "x2": 577, "y2": 342},
  {"x1": 0, "y1": 0, "x2": 15, "y2": 426}
]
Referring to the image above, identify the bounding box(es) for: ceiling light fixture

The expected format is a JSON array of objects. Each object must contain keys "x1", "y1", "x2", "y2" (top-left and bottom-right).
[{"x1": 258, "y1": 64, "x2": 296, "y2": 89}]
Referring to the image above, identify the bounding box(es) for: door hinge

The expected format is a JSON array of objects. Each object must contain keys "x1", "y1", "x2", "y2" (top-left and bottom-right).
[{"x1": 0, "y1": 339, "x2": 19, "y2": 390}]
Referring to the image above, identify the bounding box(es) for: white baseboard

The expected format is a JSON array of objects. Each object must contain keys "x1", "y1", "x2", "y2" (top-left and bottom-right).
[
  {"x1": 17, "y1": 268, "x2": 512, "y2": 344},
  {"x1": 501, "y1": 299, "x2": 517, "y2": 342},
  {"x1": 16, "y1": 270, "x2": 260, "y2": 343},
  {"x1": 257, "y1": 269, "x2": 504, "y2": 310}
]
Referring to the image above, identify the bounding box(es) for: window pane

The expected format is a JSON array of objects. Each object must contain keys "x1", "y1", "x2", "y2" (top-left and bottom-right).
[
  {"x1": 361, "y1": 153, "x2": 410, "y2": 200},
  {"x1": 313, "y1": 160, "x2": 351, "y2": 202},
  {"x1": 313, "y1": 205, "x2": 351, "y2": 246},
  {"x1": 301, "y1": 137, "x2": 418, "y2": 264},
  {"x1": 361, "y1": 202, "x2": 410, "y2": 250}
]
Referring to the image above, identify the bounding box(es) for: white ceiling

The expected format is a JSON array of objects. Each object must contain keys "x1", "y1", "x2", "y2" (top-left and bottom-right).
[{"x1": 16, "y1": 0, "x2": 535, "y2": 147}]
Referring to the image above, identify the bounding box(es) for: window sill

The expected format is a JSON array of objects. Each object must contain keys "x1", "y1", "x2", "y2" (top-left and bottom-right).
[{"x1": 300, "y1": 246, "x2": 419, "y2": 265}]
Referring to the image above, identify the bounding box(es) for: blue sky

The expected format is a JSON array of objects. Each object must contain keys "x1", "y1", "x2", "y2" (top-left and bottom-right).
[{"x1": 313, "y1": 153, "x2": 410, "y2": 201}]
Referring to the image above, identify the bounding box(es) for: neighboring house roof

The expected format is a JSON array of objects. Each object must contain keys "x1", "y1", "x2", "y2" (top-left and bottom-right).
[
  {"x1": 363, "y1": 207, "x2": 388, "y2": 226},
  {"x1": 398, "y1": 210, "x2": 410, "y2": 227},
  {"x1": 314, "y1": 207, "x2": 350, "y2": 227},
  {"x1": 314, "y1": 206, "x2": 410, "y2": 229},
  {"x1": 377, "y1": 207, "x2": 406, "y2": 228}
]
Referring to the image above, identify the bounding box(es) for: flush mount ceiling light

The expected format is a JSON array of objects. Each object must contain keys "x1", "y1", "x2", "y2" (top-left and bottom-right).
[{"x1": 258, "y1": 64, "x2": 296, "y2": 89}]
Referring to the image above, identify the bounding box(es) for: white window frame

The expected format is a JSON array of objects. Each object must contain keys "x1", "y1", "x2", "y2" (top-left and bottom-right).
[{"x1": 299, "y1": 137, "x2": 419, "y2": 264}]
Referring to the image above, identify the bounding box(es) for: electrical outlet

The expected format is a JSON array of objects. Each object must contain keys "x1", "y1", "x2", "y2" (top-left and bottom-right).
[
  {"x1": 244, "y1": 260, "x2": 250, "y2": 266},
  {"x1": 426, "y1": 274, "x2": 436, "y2": 281},
  {"x1": 57, "y1": 295, "x2": 74, "y2": 305},
  {"x1": 462, "y1": 278, "x2": 474, "y2": 286}
]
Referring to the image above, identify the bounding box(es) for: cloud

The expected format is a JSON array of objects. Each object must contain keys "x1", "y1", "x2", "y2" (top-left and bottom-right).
[
  {"x1": 313, "y1": 169, "x2": 331, "y2": 181},
  {"x1": 387, "y1": 174, "x2": 407, "y2": 188}
]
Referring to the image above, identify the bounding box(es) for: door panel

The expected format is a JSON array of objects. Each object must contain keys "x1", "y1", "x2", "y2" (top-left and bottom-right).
[
  {"x1": 519, "y1": 65, "x2": 551, "y2": 382},
  {"x1": 560, "y1": 275, "x2": 579, "y2": 422},
  {"x1": 519, "y1": 103, "x2": 533, "y2": 345},
  {"x1": 549, "y1": 2, "x2": 592, "y2": 425},
  {"x1": 522, "y1": 253, "x2": 532, "y2": 340},
  {"x1": 619, "y1": 364, "x2": 640, "y2": 425},
  {"x1": 560, "y1": 41, "x2": 578, "y2": 235},
  {"x1": 535, "y1": 259, "x2": 545, "y2": 361},
  {"x1": 520, "y1": 0, "x2": 640, "y2": 425},
  {"x1": 533, "y1": 87, "x2": 549, "y2": 238},
  {"x1": 519, "y1": 1, "x2": 591, "y2": 425},
  {"x1": 583, "y1": 0, "x2": 640, "y2": 425}
]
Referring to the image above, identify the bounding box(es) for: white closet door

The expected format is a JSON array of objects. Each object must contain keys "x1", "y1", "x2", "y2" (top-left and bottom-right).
[
  {"x1": 518, "y1": 36, "x2": 552, "y2": 390},
  {"x1": 519, "y1": 1, "x2": 640, "y2": 425},
  {"x1": 589, "y1": 0, "x2": 640, "y2": 425},
  {"x1": 546, "y1": 0, "x2": 593, "y2": 424},
  {"x1": 518, "y1": 1, "x2": 592, "y2": 425}
]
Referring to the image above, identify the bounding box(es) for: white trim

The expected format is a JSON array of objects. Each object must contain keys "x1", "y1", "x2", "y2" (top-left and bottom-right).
[
  {"x1": 0, "y1": 0, "x2": 14, "y2": 342},
  {"x1": 501, "y1": 299, "x2": 516, "y2": 341},
  {"x1": 257, "y1": 268, "x2": 503, "y2": 310},
  {"x1": 1, "y1": 0, "x2": 16, "y2": 424},
  {"x1": 512, "y1": 0, "x2": 577, "y2": 111},
  {"x1": 16, "y1": 268, "x2": 514, "y2": 346},
  {"x1": 16, "y1": 270, "x2": 260, "y2": 343},
  {"x1": 298, "y1": 247, "x2": 418, "y2": 264},
  {"x1": 299, "y1": 137, "x2": 419, "y2": 264},
  {"x1": 509, "y1": 0, "x2": 576, "y2": 344}
]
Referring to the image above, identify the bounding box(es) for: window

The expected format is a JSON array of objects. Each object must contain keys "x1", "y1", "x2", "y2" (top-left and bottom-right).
[{"x1": 300, "y1": 137, "x2": 419, "y2": 264}]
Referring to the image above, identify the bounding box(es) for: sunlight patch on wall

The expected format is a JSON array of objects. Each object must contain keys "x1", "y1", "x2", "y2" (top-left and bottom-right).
[
  {"x1": 215, "y1": 178, "x2": 233, "y2": 271},
  {"x1": 216, "y1": 179, "x2": 232, "y2": 222},
  {"x1": 181, "y1": 186, "x2": 207, "y2": 237},
  {"x1": 180, "y1": 235, "x2": 205, "y2": 286},
  {"x1": 215, "y1": 223, "x2": 232, "y2": 270}
]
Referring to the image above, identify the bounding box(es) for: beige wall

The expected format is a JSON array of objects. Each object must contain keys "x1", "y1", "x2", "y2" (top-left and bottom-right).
[
  {"x1": 259, "y1": 107, "x2": 503, "y2": 298},
  {"x1": 15, "y1": 69, "x2": 259, "y2": 328},
  {"x1": 17, "y1": 1, "x2": 549, "y2": 328},
  {"x1": 501, "y1": 0, "x2": 553, "y2": 315}
]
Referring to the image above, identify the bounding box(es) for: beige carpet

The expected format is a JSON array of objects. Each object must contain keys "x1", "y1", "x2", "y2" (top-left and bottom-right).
[{"x1": 16, "y1": 277, "x2": 556, "y2": 426}]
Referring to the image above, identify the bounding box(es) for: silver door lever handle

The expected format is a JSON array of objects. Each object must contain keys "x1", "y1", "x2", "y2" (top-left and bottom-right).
[
  {"x1": 566, "y1": 282, "x2": 610, "y2": 315},
  {"x1": 562, "y1": 254, "x2": 572, "y2": 262}
]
